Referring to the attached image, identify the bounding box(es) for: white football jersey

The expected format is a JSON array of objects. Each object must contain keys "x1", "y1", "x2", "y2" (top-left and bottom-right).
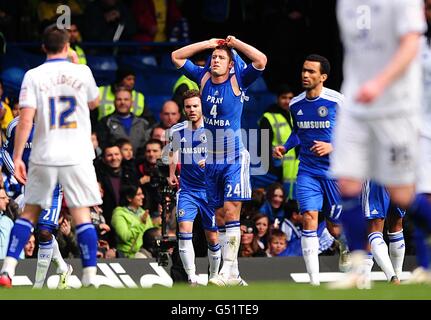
[
  {"x1": 19, "y1": 59, "x2": 98, "y2": 165},
  {"x1": 421, "y1": 36, "x2": 431, "y2": 138},
  {"x1": 337, "y1": 0, "x2": 426, "y2": 118}
]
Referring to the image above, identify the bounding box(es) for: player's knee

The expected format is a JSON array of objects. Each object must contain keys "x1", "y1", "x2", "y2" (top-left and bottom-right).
[
  {"x1": 302, "y1": 212, "x2": 317, "y2": 229},
  {"x1": 38, "y1": 229, "x2": 53, "y2": 243}
]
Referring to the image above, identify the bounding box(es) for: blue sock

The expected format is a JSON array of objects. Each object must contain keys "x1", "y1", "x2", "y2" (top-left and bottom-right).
[
  {"x1": 410, "y1": 194, "x2": 431, "y2": 233},
  {"x1": 414, "y1": 227, "x2": 429, "y2": 269},
  {"x1": 340, "y1": 195, "x2": 367, "y2": 251},
  {"x1": 6, "y1": 218, "x2": 34, "y2": 260},
  {"x1": 76, "y1": 223, "x2": 98, "y2": 268}
]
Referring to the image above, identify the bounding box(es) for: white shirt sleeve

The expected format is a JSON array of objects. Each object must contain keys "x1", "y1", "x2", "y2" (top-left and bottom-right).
[
  {"x1": 18, "y1": 71, "x2": 37, "y2": 109},
  {"x1": 394, "y1": 0, "x2": 426, "y2": 38},
  {"x1": 85, "y1": 66, "x2": 99, "y2": 102}
]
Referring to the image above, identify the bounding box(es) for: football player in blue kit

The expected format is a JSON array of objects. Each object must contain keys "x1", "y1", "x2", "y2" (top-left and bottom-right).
[
  {"x1": 2, "y1": 116, "x2": 72, "y2": 289},
  {"x1": 274, "y1": 55, "x2": 346, "y2": 286},
  {"x1": 172, "y1": 36, "x2": 267, "y2": 285},
  {"x1": 362, "y1": 181, "x2": 405, "y2": 284},
  {"x1": 167, "y1": 89, "x2": 221, "y2": 285}
]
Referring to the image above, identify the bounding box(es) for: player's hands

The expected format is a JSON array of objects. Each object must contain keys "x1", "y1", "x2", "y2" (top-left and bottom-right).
[
  {"x1": 208, "y1": 38, "x2": 225, "y2": 49},
  {"x1": 310, "y1": 140, "x2": 333, "y2": 156},
  {"x1": 198, "y1": 159, "x2": 206, "y2": 168},
  {"x1": 355, "y1": 78, "x2": 385, "y2": 104},
  {"x1": 273, "y1": 146, "x2": 286, "y2": 159},
  {"x1": 98, "y1": 223, "x2": 111, "y2": 235},
  {"x1": 167, "y1": 174, "x2": 179, "y2": 188},
  {"x1": 13, "y1": 159, "x2": 27, "y2": 184},
  {"x1": 225, "y1": 35, "x2": 237, "y2": 48},
  {"x1": 140, "y1": 209, "x2": 150, "y2": 224}
]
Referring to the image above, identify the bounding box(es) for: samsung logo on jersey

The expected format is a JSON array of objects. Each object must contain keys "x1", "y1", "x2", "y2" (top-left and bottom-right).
[
  {"x1": 204, "y1": 117, "x2": 231, "y2": 127},
  {"x1": 181, "y1": 147, "x2": 207, "y2": 154},
  {"x1": 297, "y1": 121, "x2": 331, "y2": 129}
]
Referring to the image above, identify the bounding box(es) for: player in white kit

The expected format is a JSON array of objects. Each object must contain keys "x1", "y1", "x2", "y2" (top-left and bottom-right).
[
  {"x1": 0, "y1": 25, "x2": 101, "y2": 288},
  {"x1": 331, "y1": 0, "x2": 428, "y2": 288}
]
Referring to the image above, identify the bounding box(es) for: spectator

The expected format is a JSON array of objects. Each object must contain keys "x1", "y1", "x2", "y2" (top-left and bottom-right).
[
  {"x1": 91, "y1": 132, "x2": 103, "y2": 159},
  {"x1": 280, "y1": 199, "x2": 303, "y2": 256},
  {"x1": 56, "y1": 208, "x2": 80, "y2": 259},
  {"x1": 0, "y1": 188, "x2": 12, "y2": 259},
  {"x1": 95, "y1": 144, "x2": 139, "y2": 244},
  {"x1": 132, "y1": 0, "x2": 183, "y2": 43},
  {"x1": 97, "y1": 67, "x2": 155, "y2": 126},
  {"x1": 97, "y1": 87, "x2": 151, "y2": 154},
  {"x1": 83, "y1": 0, "x2": 136, "y2": 43},
  {"x1": 111, "y1": 185, "x2": 154, "y2": 258},
  {"x1": 150, "y1": 126, "x2": 167, "y2": 145},
  {"x1": 68, "y1": 18, "x2": 87, "y2": 65},
  {"x1": 266, "y1": 229, "x2": 287, "y2": 257},
  {"x1": 157, "y1": 100, "x2": 181, "y2": 129},
  {"x1": 137, "y1": 139, "x2": 163, "y2": 217},
  {"x1": 239, "y1": 219, "x2": 266, "y2": 257},
  {"x1": 259, "y1": 84, "x2": 298, "y2": 198},
  {"x1": 253, "y1": 213, "x2": 270, "y2": 250},
  {"x1": 24, "y1": 234, "x2": 36, "y2": 259},
  {"x1": 139, "y1": 227, "x2": 161, "y2": 258},
  {"x1": 259, "y1": 183, "x2": 285, "y2": 227}
]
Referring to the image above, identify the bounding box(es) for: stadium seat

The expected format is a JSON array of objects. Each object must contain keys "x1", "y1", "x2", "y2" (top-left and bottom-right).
[
  {"x1": 1, "y1": 48, "x2": 44, "y2": 71},
  {"x1": 159, "y1": 52, "x2": 176, "y2": 70},
  {"x1": 140, "y1": 69, "x2": 181, "y2": 95},
  {"x1": 247, "y1": 76, "x2": 269, "y2": 93},
  {"x1": 118, "y1": 54, "x2": 158, "y2": 70},
  {"x1": 86, "y1": 55, "x2": 118, "y2": 86}
]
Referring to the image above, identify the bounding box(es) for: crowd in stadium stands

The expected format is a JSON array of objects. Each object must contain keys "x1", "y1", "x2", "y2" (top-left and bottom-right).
[{"x1": 0, "y1": 1, "x2": 420, "y2": 285}]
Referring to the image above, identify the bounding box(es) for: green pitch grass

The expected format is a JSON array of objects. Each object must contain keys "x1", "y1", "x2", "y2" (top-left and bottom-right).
[{"x1": 0, "y1": 282, "x2": 431, "y2": 300}]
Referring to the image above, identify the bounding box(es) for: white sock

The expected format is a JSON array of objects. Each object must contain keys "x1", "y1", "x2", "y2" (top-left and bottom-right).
[
  {"x1": 388, "y1": 230, "x2": 405, "y2": 278},
  {"x1": 207, "y1": 243, "x2": 221, "y2": 278},
  {"x1": 218, "y1": 227, "x2": 227, "y2": 265},
  {"x1": 363, "y1": 252, "x2": 374, "y2": 280},
  {"x1": 219, "y1": 223, "x2": 240, "y2": 279},
  {"x1": 369, "y1": 232, "x2": 396, "y2": 280},
  {"x1": 301, "y1": 230, "x2": 320, "y2": 285},
  {"x1": 178, "y1": 233, "x2": 195, "y2": 278},
  {"x1": 33, "y1": 240, "x2": 54, "y2": 288},
  {"x1": 1, "y1": 257, "x2": 18, "y2": 277},
  {"x1": 51, "y1": 237, "x2": 68, "y2": 274},
  {"x1": 82, "y1": 266, "x2": 97, "y2": 287}
]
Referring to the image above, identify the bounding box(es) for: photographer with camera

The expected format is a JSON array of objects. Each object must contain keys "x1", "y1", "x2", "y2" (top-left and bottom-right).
[{"x1": 167, "y1": 90, "x2": 221, "y2": 286}]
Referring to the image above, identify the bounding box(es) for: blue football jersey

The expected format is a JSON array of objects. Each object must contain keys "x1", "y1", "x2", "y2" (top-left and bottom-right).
[
  {"x1": 168, "y1": 121, "x2": 207, "y2": 191},
  {"x1": 180, "y1": 55, "x2": 263, "y2": 161},
  {"x1": 1, "y1": 116, "x2": 34, "y2": 176},
  {"x1": 289, "y1": 87, "x2": 343, "y2": 177}
]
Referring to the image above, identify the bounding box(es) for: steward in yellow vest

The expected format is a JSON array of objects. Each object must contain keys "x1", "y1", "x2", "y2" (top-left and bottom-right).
[{"x1": 259, "y1": 85, "x2": 298, "y2": 199}]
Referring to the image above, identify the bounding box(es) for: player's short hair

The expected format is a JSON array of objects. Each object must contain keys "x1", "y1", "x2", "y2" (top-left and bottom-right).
[
  {"x1": 266, "y1": 182, "x2": 285, "y2": 201},
  {"x1": 268, "y1": 229, "x2": 287, "y2": 242},
  {"x1": 145, "y1": 138, "x2": 163, "y2": 151},
  {"x1": 42, "y1": 24, "x2": 70, "y2": 54},
  {"x1": 305, "y1": 54, "x2": 331, "y2": 76},
  {"x1": 182, "y1": 89, "x2": 200, "y2": 101},
  {"x1": 214, "y1": 44, "x2": 233, "y2": 61}
]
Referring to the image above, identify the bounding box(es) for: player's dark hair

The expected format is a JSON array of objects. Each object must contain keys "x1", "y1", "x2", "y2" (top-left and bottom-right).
[
  {"x1": 214, "y1": 44, "x2": 233, "y2": 61},
  {"x1": 119, "y1": 184, "x2": 142, "y2": 206},
  {"x1": 43, "y1": 24, "x2": 70, "y2": 54},
  {"x1": 102, "y1": 143, "x2": 121, "y2": 157},
  {"x1": 182, "y1": 89, "x2": 200, "y2": 101},
  {"x1": 305, "y1": 54, "x2": 331, "y2": 76},
  {"x1": 266, "y1": 182, "x2": 285, "y2": 201},
  {"x1": 284, "y1": 199, "x2": 299, "y2": 220},
  {"x1": 145, "y1": 138, "x2": 163, "y2": 151}
]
